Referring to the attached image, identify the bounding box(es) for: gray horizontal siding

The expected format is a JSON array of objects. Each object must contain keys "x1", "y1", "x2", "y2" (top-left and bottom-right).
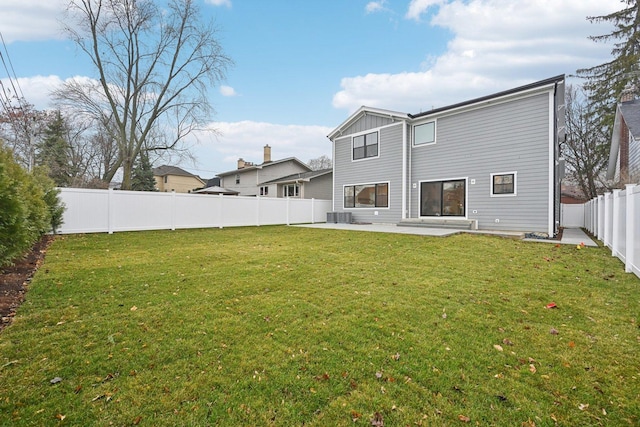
[
  {"x1": 334, "y1": 123, "x2": 404, "y2": 223},
  {"x1": 410, "y1": 92, "x2": 552, "y2": 232}
]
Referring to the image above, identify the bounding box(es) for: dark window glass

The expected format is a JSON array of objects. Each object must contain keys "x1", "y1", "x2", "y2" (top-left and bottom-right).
[
  {"x1": 420, "y1": 180, "x2": 465, "y2": 217},
  {"x1": 493, "y1": 174, "x2": 515, "y2": 195},
  {"x1": 353, "y1": 132, "x2": 378, "y2": 160}
]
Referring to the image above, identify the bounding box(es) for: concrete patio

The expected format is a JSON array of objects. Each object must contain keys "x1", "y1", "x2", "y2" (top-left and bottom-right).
[{"x1": 293, "y1": 223, "x2": 598, "y2": 247}]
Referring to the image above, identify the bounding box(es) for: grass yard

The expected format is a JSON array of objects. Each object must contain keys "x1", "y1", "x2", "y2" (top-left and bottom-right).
[{"x1": 0, "y1": 226, "x2": 639, "y2": 426}]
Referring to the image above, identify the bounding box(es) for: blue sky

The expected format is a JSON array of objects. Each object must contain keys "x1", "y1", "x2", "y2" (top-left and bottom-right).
[{"x1": 0, "y1": 0, "x2": 621, "y2": 178}]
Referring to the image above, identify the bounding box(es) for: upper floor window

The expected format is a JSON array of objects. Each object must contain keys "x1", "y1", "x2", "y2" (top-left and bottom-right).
[
  {"x1": 491, "y1": 172, "x2": 516, "y2": 196},
  {"x1": 353, "y1": 131, "x2": 378, "y2": 160},
  {"x1": 414, "y1": 121, "x2": 435, "y2": 146},
  {"x1": 235, "y1": 174, "x2": 240, "y2": 184}
]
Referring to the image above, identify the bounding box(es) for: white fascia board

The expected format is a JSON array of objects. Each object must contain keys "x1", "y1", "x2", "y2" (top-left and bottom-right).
[{"x1": 328, "y1": 106, "x2": 409, "y2": 140}]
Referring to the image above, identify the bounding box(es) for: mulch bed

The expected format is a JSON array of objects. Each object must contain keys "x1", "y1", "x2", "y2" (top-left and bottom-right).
[{"x1": 0, "y1": 235, "x2": 54, "y2": 333}]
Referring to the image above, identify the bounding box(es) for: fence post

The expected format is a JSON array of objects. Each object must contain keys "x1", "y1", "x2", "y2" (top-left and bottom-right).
[
  {"x1": 611, "y1": 190, "x2": 621, "y2": 255},
  {"x1": 311, "y1": 198, "x2": 315, "y2": 224},
  {"x1": 171, "y1": 191, "x2": 176, "y2": 231},
  {"x1": 108, "y1": 188, "x2": 114, "y2": 234},
  {"x1": 625, "y1": 184, "x2": 636, "y2": 273},
  {"x1": 218, "y1": 193, "x2": 224, "y2": 229},
  {"x1": 286, "y1": 197, "x2": 290, "y2": 226},
  {"x1": 256, "y1": 196, "x2": 261, "y2": 226},
  {"x1": 597, "y1": 195, "x2": 604, "y2": 241}
]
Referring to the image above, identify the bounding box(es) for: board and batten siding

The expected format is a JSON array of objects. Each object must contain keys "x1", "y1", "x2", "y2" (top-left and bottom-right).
[
  {"x1": 342, "y1": 114, "x2": 396, "y2": 136},
  {"x1": 409, "y1": 92, "x2": 552, "y2": 232},
  {"x1": 333, "y1": 121, "x2": 404, "y2": 223}
]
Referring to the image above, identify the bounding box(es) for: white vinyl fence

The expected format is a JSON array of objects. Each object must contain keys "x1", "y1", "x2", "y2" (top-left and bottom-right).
[
  {"x1": 584, "y1": 184, "x2": 640, "y2": 279},
  {"x1": 57, "y1": 188, "x2": 332, "y2": 234},
  {"x1": 560, "y1": 204, "x2": 585, "y2": 228}
]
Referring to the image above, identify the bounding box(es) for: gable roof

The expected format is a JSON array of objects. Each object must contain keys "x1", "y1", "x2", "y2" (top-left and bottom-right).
[
  {"x1": 327, "y1": 75, "x2": 565, "y2": 141},
  {"x1": 328, "y1": 106, "x2": 408, "y2": 140},
  {"x1": 193, "y1": 185, "x2": 239, "y2": 195},
  {"x1": 607, "y1": 99, "x2": 640, "y2": 180},
  {"x1": 153, "y1": 165, "x2": 197, "y2": 178},
  {"x1": 217, "y1": 157, "x2": 311, "y2": 177},
  {"x1": 260, "y1": 168, "x2": 332, "y2": 185}
]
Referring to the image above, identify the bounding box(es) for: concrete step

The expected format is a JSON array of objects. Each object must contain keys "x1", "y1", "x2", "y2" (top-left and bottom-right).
[{"x1": 397, "y1": 218, "x2": 477, "y2": 230}]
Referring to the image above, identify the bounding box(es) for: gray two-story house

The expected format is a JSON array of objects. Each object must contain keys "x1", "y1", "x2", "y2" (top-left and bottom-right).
[{"x1": 328, "y1": 75, "x2": 565, "y2": 236}]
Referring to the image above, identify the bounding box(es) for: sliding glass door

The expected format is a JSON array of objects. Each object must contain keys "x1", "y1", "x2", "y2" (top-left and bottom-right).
[{"x1": 420, "y1": 179, "x2": 465, "y2": 217}]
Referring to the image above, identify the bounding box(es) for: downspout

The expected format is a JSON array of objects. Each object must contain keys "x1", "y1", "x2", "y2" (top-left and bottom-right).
[
  {"x1": 550, "y1": 81, "x2": 559, "y2": 236},
  {"x1": 402, "y1": 120, "x2": 407, "y2": 220}
]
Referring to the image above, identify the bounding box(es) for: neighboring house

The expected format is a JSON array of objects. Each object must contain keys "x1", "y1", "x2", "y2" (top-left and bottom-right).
[
  {"x1": 606, "y1": 98, "x2": 640, "y2": 185},
  {"x1": 560, "y1": 184, "x2": 587, "y2": 205},
  {"x1": 260, "y1": 168, "x2": 333, "y2": 199},
  {"x1": 217, "y1": 145, "x2": 315, "y2": 197},
  {"x1": 153, "y1": 165, "x2": 205, "y2": 193},
  {"x1": 328, "y1": 75, "x2": 566, "y2": 236}
]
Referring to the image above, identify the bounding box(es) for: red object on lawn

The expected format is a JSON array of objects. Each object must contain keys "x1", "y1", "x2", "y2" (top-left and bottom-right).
[{"x1": 545, "y1": 302, "x2": 557, "y2": 309}]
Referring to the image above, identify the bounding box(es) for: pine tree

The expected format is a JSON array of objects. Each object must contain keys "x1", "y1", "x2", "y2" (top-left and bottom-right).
[
  {"x1": 37, "y1": 111, "x2": 71, "y2": 187},
  {"x1": 131, "y1": 151, "x2": 157, "y2": 191},
  {"x1": 576, "y1": 1, "x2": 640, "y2": 129}
]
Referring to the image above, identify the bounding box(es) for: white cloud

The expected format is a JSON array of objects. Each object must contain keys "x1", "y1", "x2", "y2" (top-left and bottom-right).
[
  {"x1": 205, "y1": 0, "x2": 232, "y2": 7},
  {"x1": 0, "y1": 75, "x2": 65, "y2": 110},
  {"x1": 219, "y1": 85, "x2": 238, "y2": 97},
  {"x1": 334, "y1": 0, "x2": 621, "y2": 114},
  {"x1": 365, "y1": 1, "x2": 387, "y2": 14},
  {"x1": 0, "y1": 0, "x2": 67, "y2": 43},
  {"x1": 406, "y1": 0, "x2": 445, "y2": 21},
  {"x1": 184, "y1": 121, "x2": 333, "y2": 176}
]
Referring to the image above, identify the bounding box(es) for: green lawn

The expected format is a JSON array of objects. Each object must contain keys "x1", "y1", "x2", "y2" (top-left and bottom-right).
[{"x1": 1, "y1": 226, "x2": 639, "y2": 426}]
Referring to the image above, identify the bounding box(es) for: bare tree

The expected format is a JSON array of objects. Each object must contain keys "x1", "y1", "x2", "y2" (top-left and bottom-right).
[
  {"x1": 54, "y1": 0, "x2": 231, "y2": 189},
  {"x1": 562, "y1": 85, "x2": 610, "y2": 199},
  {"x1": 307, "y1": 155, "x2": 332, "y2": 170}
]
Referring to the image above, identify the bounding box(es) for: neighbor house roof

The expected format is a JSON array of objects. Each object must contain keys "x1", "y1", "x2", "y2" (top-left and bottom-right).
[
  {"x1": 260, "y1": 168, "x2": 332, "y2": 185},
  {"x1": 216, "y1": 157, "x2": 311, "y2": 177},
  {"x1": 193, "y1": 185, "x2": 239, "y2": 195},
  {"x1": 153, "y1": 165, "x2": 199, "y2": 178},
  {"x1": 607, "y1": 99, "x2": 640, "y2": 180}
]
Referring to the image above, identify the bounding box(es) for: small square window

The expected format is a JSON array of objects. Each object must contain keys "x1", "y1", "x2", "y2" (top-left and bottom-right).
[
  {"x1": 353, "y1": 131, "x2": 379, "y2": 160},
  {"x1": 491, "y1": 172, "x2": 516, "y2": 196},
  {"x1": 260, "y1": 186, "x2": 269, "y2": 196},
  {"x1": 414, "y1": 121, "x2": 435, "y2": 145}
]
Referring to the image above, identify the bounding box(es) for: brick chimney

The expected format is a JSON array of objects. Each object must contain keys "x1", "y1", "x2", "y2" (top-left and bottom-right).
[
  {"x1": 263, "y1": 144, "x2": 272, "y2": 163},
  {"x1": 237, "y1": 158, "x2": 245, "y2": 169}
]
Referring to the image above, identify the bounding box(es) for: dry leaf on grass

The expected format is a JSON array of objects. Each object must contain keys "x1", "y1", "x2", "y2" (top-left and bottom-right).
[
  {"x1": 494, "y1": 344, "x2": 504, "y2": 352},
  {"x1": 458, "y1": 414, "x2": 470, "y2": 422}
]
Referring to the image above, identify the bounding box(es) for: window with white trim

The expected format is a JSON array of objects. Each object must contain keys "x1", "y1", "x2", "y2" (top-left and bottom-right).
[
  {"x1": 353, "y1": 131, "x2": 378, "y2": 160},
  {"x1": 260, "y1": 186, "x2": 269, "y2": 196},
  {"x1": 343, "y1": 183, "x2": 388, "y2": 208},
  {"x1": 283, "y1": 184, "x2": 299, "y2": 197},
  {"x1": 414, "y1": 121, "x2": 435, "y2": 145},
  {"x1": 491, "y1": 172, "x2": 516, "y2": 196},
  {"x1": 235, "y1": 174, "x2": 240, "y2": 184}
]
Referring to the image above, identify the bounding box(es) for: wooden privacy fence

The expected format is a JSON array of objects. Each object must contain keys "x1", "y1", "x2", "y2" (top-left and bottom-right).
[
  {"x1": 584, "y1": 184, "x2": 640, "y2": 279},
  {"x1": 57, "y1": 188, "x2": 332, "y2": 235}
]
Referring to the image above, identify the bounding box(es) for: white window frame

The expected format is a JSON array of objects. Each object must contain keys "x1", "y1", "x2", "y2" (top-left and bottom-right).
[
  {"x1": 413, "y1": 120, "x2": 437, "y2": 147},
  {"x1": 490, "y1": 171, "x2": 517, "y2": 197},
  {"x1": 283, "y1": 184, "x2": 300, "y2": 198},
  {"x1": 351, "y1": 130, "x2": 380, "y2": 162},
  {"x1": 260, "y1": 186, "x2": 269, "y2": 196}
]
